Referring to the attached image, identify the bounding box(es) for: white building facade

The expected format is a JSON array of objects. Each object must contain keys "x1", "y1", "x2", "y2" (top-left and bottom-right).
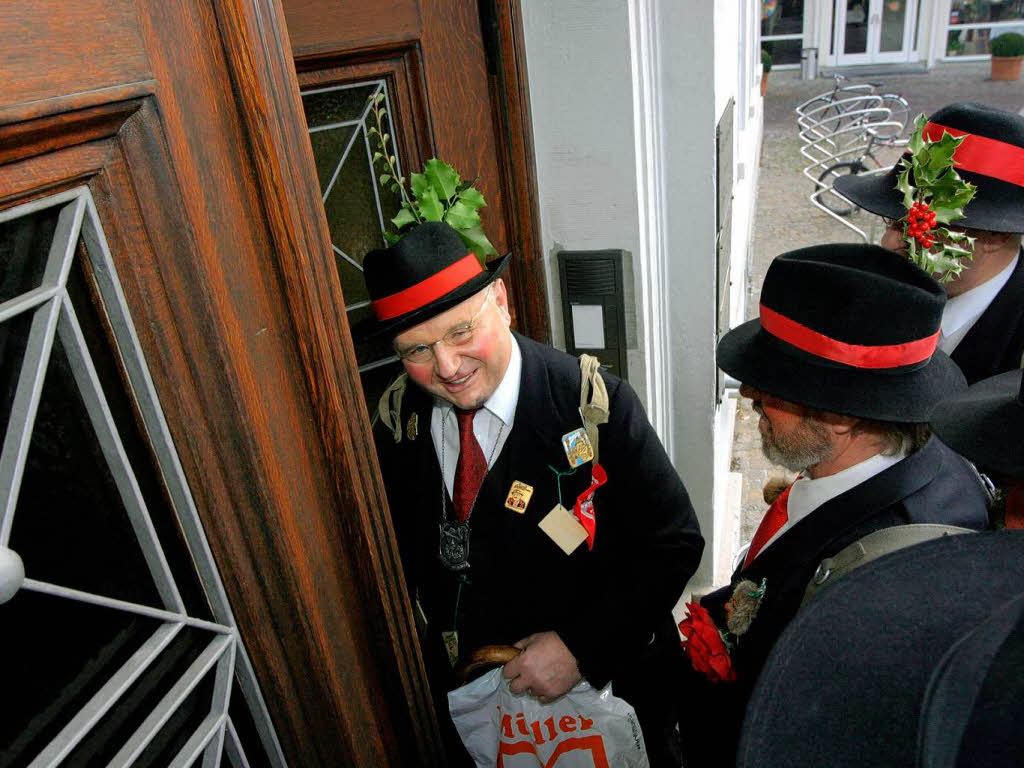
[
  {"x1": 764, "y1": 0, "x2": 1024, "y2": 71},
  {"x1": 521, "y1": 0, "x2": 765, "y2": 591}
]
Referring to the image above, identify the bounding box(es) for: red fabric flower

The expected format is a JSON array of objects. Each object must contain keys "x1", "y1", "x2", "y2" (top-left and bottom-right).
[{"x1": 679, "y1": 602, "x2": 736, "y2": 684}]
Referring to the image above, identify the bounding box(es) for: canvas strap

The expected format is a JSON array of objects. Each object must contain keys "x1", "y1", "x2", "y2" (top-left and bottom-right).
[
  {"x1": 579, "y1": 354, "x2": 609, "y2": 463},
  {"x1": 377, "y1": 372, "x2": 409, "y2": 443},
  {"x1": 803, "y1": 524, "x2": 976, "y2": 605}
]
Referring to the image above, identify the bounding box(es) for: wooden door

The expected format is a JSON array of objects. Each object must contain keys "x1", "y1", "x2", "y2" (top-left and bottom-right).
[
  {"x1": 284, "y1": 0, "x2": 549, "y2": 399},
  {"x1": 0, "y1": 0, "x2": 448, "y2": 765}
]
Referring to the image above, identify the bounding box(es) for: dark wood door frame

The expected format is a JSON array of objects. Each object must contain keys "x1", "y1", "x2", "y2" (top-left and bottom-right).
[{"x1": 208, "y1": 0, "x2": 445, "y2": 761}]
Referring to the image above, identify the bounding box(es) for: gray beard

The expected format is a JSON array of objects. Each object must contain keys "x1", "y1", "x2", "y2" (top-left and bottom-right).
[{"x1": 761, "y1": 418, "x2": 833, "y2": 472}]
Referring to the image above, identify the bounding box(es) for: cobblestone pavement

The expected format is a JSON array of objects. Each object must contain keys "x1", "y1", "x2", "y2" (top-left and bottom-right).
[{"x1": 734, "y1": 61, "x2": 1024, "y2": 544}]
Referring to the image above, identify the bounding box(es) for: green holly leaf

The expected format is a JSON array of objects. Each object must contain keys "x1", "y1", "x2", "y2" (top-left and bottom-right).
[
  {"x1": 424, "y1": 158, "x2": 460, "y2": 201},
  {"x1": 456, "y1": 224, "x2": 498, "y2": 258},
  {"x1": 896, "y1": 165, "x2": 916, "y2": 209},
  {"x1": 457, "y1": 185, "x2": 487, "y2": 210},
  {"x1": 417, "y1": 187, "x2": 444, "y2": 221},
  {"x1": 930, "y1": 206, "x2": 966, "y2": 225},
  {"x1": 391, "y1": 206, "x2": 417, "y2": 231},
  {"x1": 907, "y1": 114, "x2": 928, "y2": 154},
  {"x1": 410, "y1": 172, "x2": 430, "y2": 201},
  {"x1": 926, "y1": 137, "x2": 958, "y2": 170},
  {"x1": 379, "y1": 174, "x2": 391, "y2": 186},
  {"x1": 443, "y1": 200, "x2": 482, "y2": 230},
  {"x1": 383, "y1": 230, "x2": 401, "y2": 245}
]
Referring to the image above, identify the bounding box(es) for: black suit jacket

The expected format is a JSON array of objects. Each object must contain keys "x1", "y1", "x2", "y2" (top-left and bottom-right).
[
  {"x1": 678, "y1": 436, "x2": 990, "y2": 767},
  {"x1": 374, "y1": 333, "x2": 703, "y2": 753},
  {"x1": 951, "y1": 249, "x2": 1024, "y2": 385}
]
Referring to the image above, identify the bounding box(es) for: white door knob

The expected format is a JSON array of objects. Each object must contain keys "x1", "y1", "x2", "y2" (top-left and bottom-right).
[{"x1": 0, "y1": 547, "x2": 25, "y2": 603}]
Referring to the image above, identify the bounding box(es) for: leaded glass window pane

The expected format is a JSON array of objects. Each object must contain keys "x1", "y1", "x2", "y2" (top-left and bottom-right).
[
  {"x1": 301, "y1": 79, "x2": 406, "y2": 406},
  {"x1": 0, "y1": 189, "x2": 286, "y2": 768}
]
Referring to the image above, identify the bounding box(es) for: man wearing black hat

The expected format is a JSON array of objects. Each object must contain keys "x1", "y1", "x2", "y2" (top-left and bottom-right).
[
  {"x1": 737, "y1": 369, "x2": 1024, "y2": 768},
  {"x1": 677, "y1": 243, "x2": 990, "y2": 767},
  {"x1": 362, "y1": 221, "x2": 704, "y2": 765},
  {"x1": 835, "y1": 102, "x2": 1024, "y2": 385}
]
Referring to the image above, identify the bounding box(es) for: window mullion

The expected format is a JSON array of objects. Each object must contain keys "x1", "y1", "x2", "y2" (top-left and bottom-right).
[
  {"x1": 0, "y1": 295, "x2": 62, "y2": 546},
  {"x1": 57, "y1": 296, "x2": 186, "y2": 613},
  {"x1": 27, "y1": 622, "x2": 185, "y2": 768},
  {"x1": 106, "y1": 634, "x2": 233, "y2": 768}
]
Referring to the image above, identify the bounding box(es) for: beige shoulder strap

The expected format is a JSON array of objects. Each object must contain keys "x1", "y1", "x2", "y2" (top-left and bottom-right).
[
  {"x1": 579, "y1": 354, "x2": 609, "y2": 463},
  {"x1": 377, "y1": 372, "x2": 409, "y2": 444},
  {"x1": 803, "y1": 524, "x2": 975, "y2": 605}
]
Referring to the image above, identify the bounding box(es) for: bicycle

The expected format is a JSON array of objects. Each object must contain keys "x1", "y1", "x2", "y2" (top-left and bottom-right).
[
  {"x1": 814, "y1": 128, "x2": 889, "y2": 216},
  {"x1": 796, "y1": 73, "x2": 910, "y2": 145}
]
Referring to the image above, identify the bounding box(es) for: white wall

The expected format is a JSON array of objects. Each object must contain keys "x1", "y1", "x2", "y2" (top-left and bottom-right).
[
  {"x1": 522, "y1": 0, "x2": 764, "y2": 590},
  {"x1": 521, "y1": 0, "x2": 649, "y2": 404}
]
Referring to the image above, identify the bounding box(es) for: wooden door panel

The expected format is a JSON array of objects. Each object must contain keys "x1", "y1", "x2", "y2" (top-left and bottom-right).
[
  {"x1": 281, "y1": 0, "x2": 421, "y2": 53},
  {"x1": 0, "y1": 0, "x2": 150, "y2": 107},
  {"x1": 1, "y1": 0, "x2": 441, "y2": 764},
  {"x1": 285, "y1": 0, "x2": 549, "y2": 340}
]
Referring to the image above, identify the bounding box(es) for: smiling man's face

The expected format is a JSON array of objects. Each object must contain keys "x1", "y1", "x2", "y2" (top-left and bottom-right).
[{"x1": 394, "y1": 280, "x2": 513, "y2": 410}]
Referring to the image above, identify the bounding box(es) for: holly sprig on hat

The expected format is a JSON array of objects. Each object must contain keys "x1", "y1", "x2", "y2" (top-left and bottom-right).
[
  {"x1": 894, "y1": 114, "x2": 977, "y2": 283},
  {"x1": 367, "y1": 93, "x2": 497, "y2": 259}
]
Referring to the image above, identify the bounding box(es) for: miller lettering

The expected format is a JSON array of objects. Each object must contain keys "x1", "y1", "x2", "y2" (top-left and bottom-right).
[{"x1": 498, "y1": 706, "x2": 595, "y2": 746}]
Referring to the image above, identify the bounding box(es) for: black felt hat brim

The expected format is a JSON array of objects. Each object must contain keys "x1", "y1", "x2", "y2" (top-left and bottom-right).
[
  {"x1": 353, "y1": 252, "x2": 511, "y2": 342},
  {"x1": 834, "y1": 165, "x2": 1024, "y2": 234},
  {"x1": 930, "y1": 369, "x2": 1024, "y2": 481},
  {"x1": 717, "y1": 317, "x2": 966, "y2": 422},
  {"x1": 738, "y1": 531, "x2": 1024, "y2": 768}
]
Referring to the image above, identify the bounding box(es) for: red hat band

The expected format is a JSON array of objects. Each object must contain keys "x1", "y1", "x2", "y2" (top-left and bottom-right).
[
  {"x1": 371, "y1": 253, "x2": 482, "y2": 321},
  {"x1": 760, "y1": 304, "x2": 939, "y2": 370},
  {"x1": 923, "y1": 122, "x2": 1024, "y2": 188}
]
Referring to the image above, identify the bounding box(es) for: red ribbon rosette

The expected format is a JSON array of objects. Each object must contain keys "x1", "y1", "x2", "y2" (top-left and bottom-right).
[{"x1": 678, "y1": 602, "x2": 736, "y2": 684}]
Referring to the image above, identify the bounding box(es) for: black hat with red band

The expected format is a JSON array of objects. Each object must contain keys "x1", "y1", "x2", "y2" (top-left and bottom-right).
[
  {"x1": 717, "y1": 243, "x2": 966, "y2": 422},
  {"x1": 834, "y1": 102, "x2": 1024, "y2": 234},
  {"x1": 358, "y1": 221, "x2": 510, "y2": 339}
]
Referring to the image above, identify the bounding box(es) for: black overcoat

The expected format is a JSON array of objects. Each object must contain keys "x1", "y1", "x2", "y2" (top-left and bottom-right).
[
  {"x1": 950, "y1": 249, "x2": 1024, "y2": 385},
  {"x1": 374, "y1": 332, "x2": 704, "y2": 762},
  {"x1": 677, "y1": 435, "x2": 990, "y2": 767}
]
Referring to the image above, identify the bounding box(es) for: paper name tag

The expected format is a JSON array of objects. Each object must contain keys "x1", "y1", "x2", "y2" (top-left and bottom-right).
[{"x1": 539, "y1": 504, "x2": 589, "y2": 555}]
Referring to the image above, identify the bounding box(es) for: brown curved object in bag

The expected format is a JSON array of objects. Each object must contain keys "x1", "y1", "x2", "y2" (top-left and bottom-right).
[{"x1": 455, "y1": 644, "x2": 522, "y2": 684}]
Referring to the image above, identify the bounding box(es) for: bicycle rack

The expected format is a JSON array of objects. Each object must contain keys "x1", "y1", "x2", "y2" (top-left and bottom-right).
[{"x1": 795, "y1": 94, "x2": 904, "y2": 243}]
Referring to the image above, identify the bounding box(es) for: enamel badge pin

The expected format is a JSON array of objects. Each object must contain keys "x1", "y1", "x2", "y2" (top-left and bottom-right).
[
  {"x1": 504, "y1": 481, "x2": 534, "y2": 513},
  {"x1": 561, "y1": 427, "x2": 595, "y2": 468}
]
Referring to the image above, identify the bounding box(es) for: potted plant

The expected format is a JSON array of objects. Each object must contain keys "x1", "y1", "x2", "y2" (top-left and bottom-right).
[
  {"x1": 990, "y1": 32, "x2": 1024, "y2": 81},
  {"x1": 760, "y1": 49, "x2": 772, "y2": 97}
]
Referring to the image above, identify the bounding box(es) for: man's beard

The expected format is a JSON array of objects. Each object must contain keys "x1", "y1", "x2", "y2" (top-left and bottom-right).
[{"x1": 760, "y1": 413, "x2": 833, "y2": 472}]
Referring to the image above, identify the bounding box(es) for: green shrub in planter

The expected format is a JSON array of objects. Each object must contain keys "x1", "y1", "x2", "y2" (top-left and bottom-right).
[
  {"x1": 990, "y1": 32, "x2": 1024, "y2": 58},
  {"x1": 762, "y1": 49, "x2": 773, "y2": 73}
]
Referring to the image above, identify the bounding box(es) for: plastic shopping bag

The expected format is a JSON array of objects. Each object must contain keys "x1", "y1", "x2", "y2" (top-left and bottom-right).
[{"x1": 448, "y1": 668, "x2": 649, "y2": 767}]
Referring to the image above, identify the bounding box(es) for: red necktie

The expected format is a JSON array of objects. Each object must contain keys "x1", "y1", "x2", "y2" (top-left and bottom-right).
[
  {"x1": 743, "y1": 484, "x2": 792, "y2": 568},
  {"x1": 453, "y1": 408, "x2": 486, "y2": 523}
]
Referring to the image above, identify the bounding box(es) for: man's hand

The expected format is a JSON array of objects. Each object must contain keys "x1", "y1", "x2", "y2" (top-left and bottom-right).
[{"x1": 501, "y1": 631, "x2": 582, "y2": 703}]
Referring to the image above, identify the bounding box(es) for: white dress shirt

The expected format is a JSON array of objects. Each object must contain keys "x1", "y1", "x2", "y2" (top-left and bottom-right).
[
  {"x1": 938, "y1": 254, "x2": 1018, "y2": 354},
  {"x1": 431, "y1": 334, "x2": 521, "y2": 497},
  {"x1": 756, "y1": 449, "x2": 907, "y2": 557}
]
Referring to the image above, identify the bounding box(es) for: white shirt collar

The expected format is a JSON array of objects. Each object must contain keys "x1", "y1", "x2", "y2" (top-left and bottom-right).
[
  {"x1": 481, "y1": 333, "x2": 521, "y2": 425},
  {"x1": 749, "y1": 449, "x2": 907, "y2": 560},
  {"x1": 784, "y1": 450, "x2": 906, "y2": 530},
  {"x1": 941, "y1": 254, "x2": 1018, "y2": 339}
]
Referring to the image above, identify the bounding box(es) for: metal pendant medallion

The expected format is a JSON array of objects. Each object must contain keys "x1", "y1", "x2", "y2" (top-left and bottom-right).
[{"x1": 439, "y1": 520, "x2": 471, "y2": 571}]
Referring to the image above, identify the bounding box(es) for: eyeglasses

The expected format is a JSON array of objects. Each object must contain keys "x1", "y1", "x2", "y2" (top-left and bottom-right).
[{"x1": 395, "y1": 286, "x2": 494, "y2": 364}]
